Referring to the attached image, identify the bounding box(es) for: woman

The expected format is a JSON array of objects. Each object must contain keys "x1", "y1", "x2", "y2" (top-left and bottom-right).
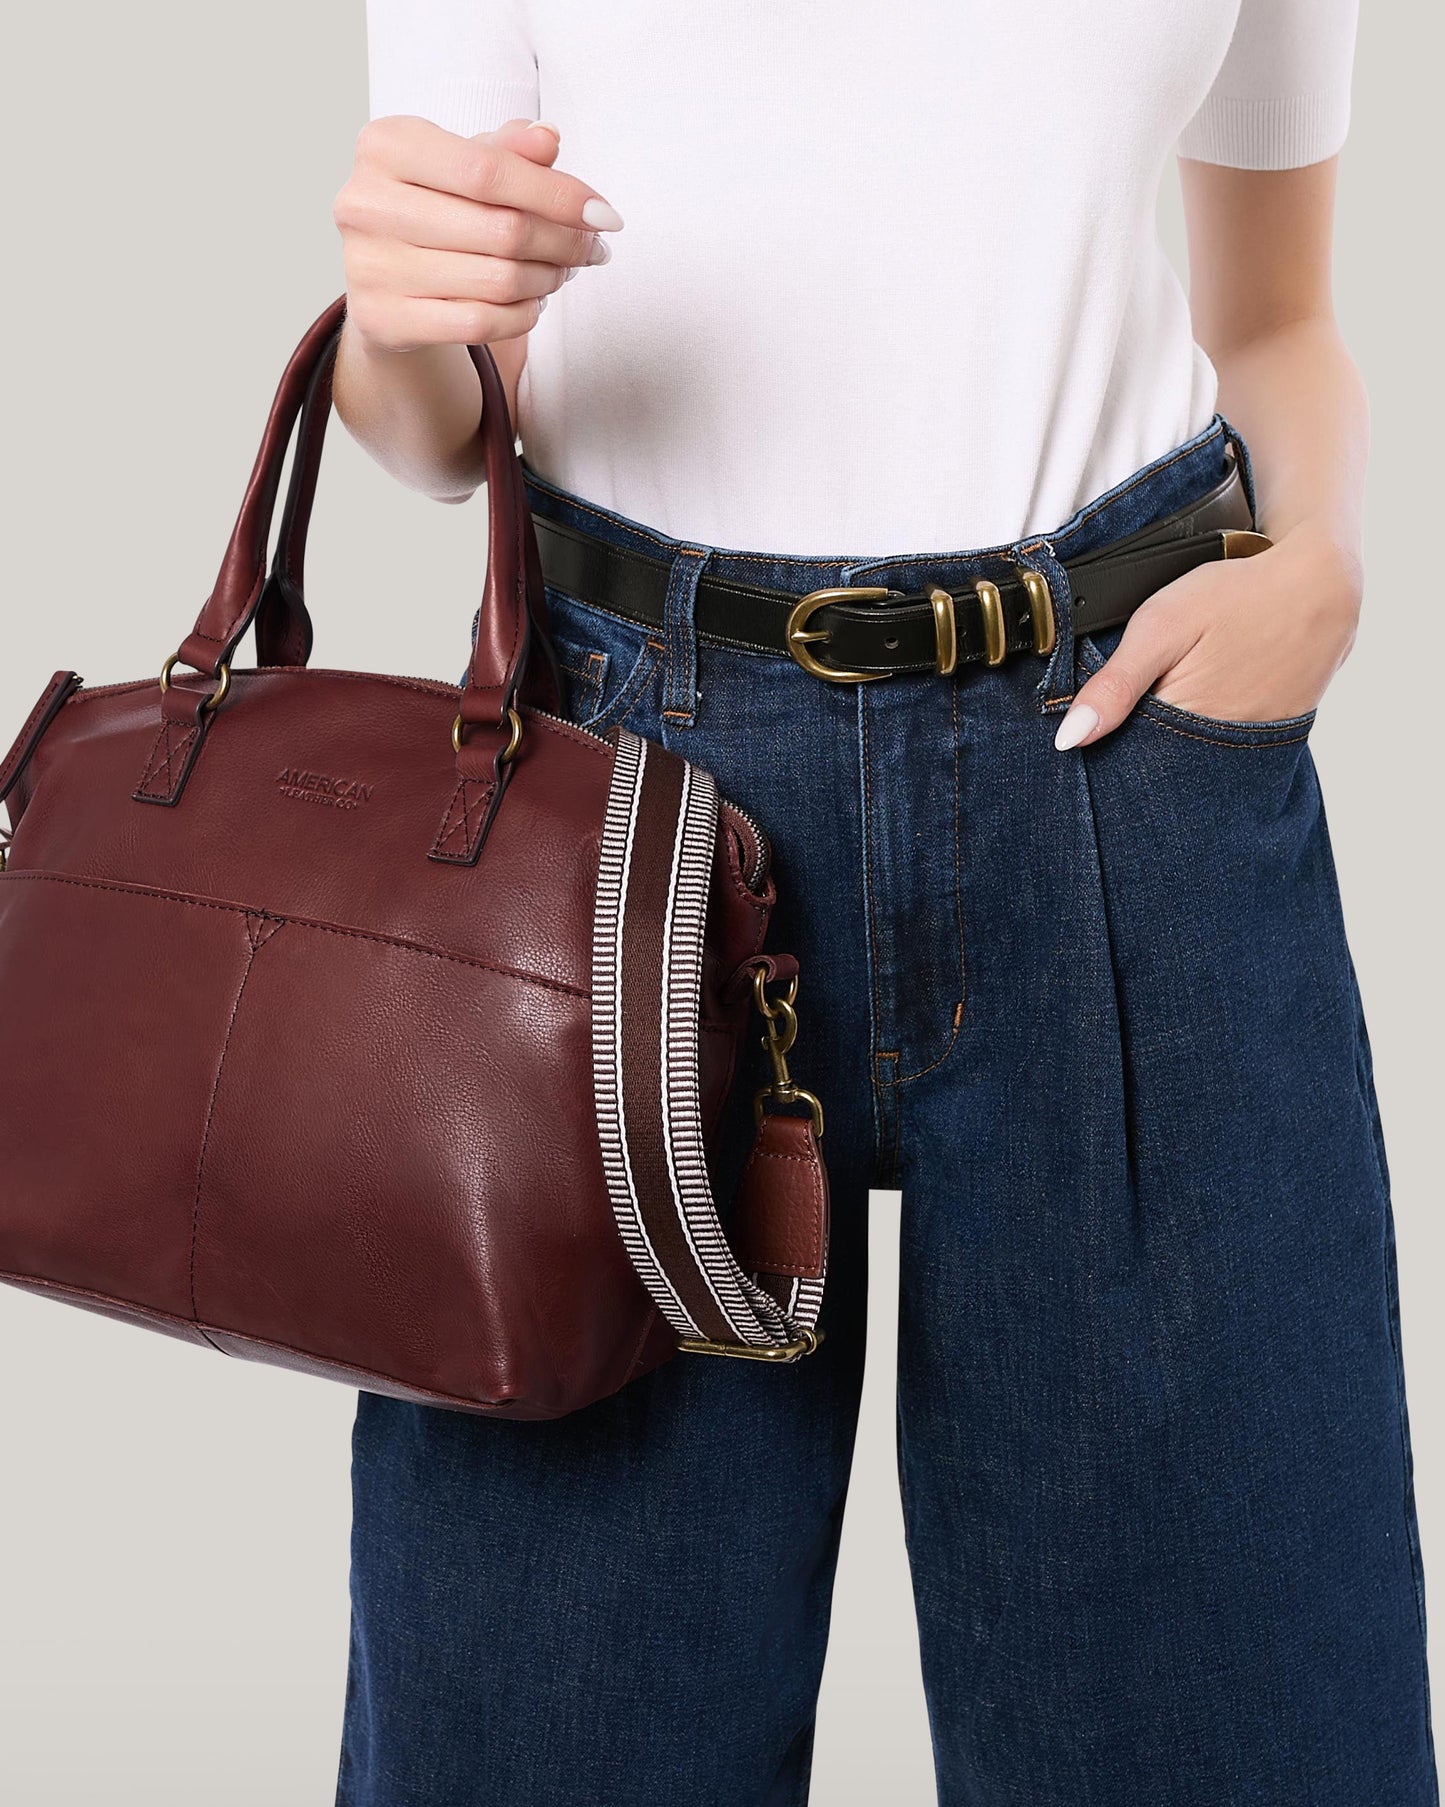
[{"x1": 330, "y1": 4, "x2": 1435, "y2": 1803}]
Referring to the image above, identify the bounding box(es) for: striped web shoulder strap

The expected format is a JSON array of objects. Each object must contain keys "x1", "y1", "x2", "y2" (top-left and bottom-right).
[{"x1": 591, "y1": 728, "x2": 828, "y2": 1360}]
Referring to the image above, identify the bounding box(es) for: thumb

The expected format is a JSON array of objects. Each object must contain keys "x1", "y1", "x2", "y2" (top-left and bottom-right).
[
  {"x1": 486, "y1": 115, "x2": 562, "y2": 167},
  {"x1": 1053, "y1": 603, "x2": 1197, "y2": 751}
]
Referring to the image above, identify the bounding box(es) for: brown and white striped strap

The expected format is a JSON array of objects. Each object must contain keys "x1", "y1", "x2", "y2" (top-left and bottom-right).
[{"x1": 591, "y1": 729, "x2": 827, "y2": 1354}]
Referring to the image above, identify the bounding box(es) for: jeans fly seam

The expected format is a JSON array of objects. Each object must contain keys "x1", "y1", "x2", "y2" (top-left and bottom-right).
[
  {"x1": 894, "y1": 678, "x2": 968, "y2": 1087},
  {"x1": 857, "y1": 686, "x2": 890, "y2": 1179}
]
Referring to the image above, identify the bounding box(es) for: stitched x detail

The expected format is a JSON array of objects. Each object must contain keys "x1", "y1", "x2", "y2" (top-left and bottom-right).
[
  {"x1": 429, "y1": 777, "x2": 496, "y2": 864},
  {"x1": 133, "y1": 718, "x2": 200, "y2": 803}
]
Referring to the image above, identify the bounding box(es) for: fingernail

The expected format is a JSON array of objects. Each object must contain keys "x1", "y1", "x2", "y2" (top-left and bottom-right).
[
  {"x1": 1053, "y1": 703, "x2": 1099, "y2": 751},
  {"x1": 536, "y1": 293, "x2": 548, "y2": 315},
  {"x1": 581, "y1": 198, "x2": 624, "y2": 231},
  {"x1": 527, "y1": 119, "x2": 561, "y2": 138},
  {"x1": 563, "y1": 265, "x2": 577, "y2": 283},
  {"x1": 586, "y1": 235, "x2": 612, "y2": 265}
]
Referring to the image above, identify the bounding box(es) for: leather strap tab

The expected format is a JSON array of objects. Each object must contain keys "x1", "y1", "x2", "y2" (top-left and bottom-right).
[
  {"x1": 132, "y1": 681, "x2": 214, "y2": 807},
  {"x1": 0, "y1": 671, "x2": 81, "y2": 811},
  {"x1": 733, "y1": 1113, "x2": 829, "y2": 1281}
]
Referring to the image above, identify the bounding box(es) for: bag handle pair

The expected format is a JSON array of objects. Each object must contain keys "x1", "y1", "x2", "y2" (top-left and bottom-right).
[{"x1": 133, "y1": 297, "x2": 551, "y2": 863}]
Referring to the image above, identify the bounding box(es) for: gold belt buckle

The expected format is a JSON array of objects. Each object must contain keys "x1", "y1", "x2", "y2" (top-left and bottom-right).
[{"x1": 785, "y1": 587, "x2": 892, "y2": 682}]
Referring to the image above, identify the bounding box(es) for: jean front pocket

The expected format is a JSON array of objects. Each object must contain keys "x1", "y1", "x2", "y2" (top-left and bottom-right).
[
  {"x1": 542, "y1": 587, "x2": 665, "y2": 736},
  {"x1": 1077, "y1": 629, "x2": 1317, "y2": 750}
]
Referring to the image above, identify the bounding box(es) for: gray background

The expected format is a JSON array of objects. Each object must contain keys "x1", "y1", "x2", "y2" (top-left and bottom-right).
[{"x1": 0, "y1": 5, "x2": 1438, "y2": 1799}]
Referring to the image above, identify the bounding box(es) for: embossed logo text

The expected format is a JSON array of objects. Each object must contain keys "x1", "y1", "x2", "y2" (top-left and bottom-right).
[{"x1": 276, "y1": 767, "x2": 376, "y2": 810}]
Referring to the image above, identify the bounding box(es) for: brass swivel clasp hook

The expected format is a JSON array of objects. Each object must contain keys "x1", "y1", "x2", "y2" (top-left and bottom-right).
[{"x1": 752, "y1": 968, "x2": 825, "y2": 1138}]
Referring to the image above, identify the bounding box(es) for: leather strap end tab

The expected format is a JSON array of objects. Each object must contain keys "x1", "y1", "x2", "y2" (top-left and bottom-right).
[
  {"x1": 727, "y1": 950, "x2": 800, "y2": 1003},
  {"x1": 734, "y1": 1113, "x2": 830, "y2": 1282},
  {"x1": 132, "y1": 684, "x2": 214, "y2": 808},
  {"x1": 428, "y1": 774, "x2": 501, "y2": 865},
  {"x1": 1, "y1": 671, "x2": 81, "y2": 808},
  {"x1": 428, "y1": 730, "x2": 515, "y2": 865}
]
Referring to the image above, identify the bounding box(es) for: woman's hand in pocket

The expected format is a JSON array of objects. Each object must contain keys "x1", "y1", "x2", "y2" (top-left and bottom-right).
[{"x1": 1054, "y1": 523, "x2": 1363, "y2": 748}]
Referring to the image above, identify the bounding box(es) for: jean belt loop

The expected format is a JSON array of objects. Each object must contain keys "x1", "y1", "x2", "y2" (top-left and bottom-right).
[
  {"x1": 1217, "y1": 415, "x2": 1260, "y2": 528},
  {"x1": 662, "y1": 545, "x2": 711, "y2": 727},
  {"x1": 1021, "y1": 543, "x2": 1077, "y2": 713}
]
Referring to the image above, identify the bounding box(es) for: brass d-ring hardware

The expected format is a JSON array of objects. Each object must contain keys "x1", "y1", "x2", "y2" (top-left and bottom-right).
[
  {"x1": 677, "y1": 1327, "x2": 824, "y2": 1362},
  {"x1": 975, "y1": 580, "x2": 1007, "y2": 667},
  {"x1": 159, "y1": 654, "x2": 231, "y2": 715},
  {"x1": 453, "y1": 704, "x2": 525, "y2": 763},
  {"x1": 1019, "y1": 569, "x2": 1057, "y2": 657},
  {"x1": 929, "y1": 587, "x2": 958, "y2": 676}
]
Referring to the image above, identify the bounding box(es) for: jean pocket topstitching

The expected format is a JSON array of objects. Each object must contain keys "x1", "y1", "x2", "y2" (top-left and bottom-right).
[{"x1": 1076, "y1": 633, "x2": 1316, "y2": 750}]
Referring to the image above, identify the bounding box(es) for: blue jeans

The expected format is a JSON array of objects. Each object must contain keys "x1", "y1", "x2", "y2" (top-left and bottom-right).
[{"x1": 337, "y1": 419, "x2": 1436, "y2": 1805}]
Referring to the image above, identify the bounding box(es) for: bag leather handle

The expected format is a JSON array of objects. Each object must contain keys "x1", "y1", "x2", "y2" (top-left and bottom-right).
[
  {"x1": 138, "y1": 297, "x2": 554, "y2": 851},
  {"x1": 255, "y1": 317, "x2": 536, "y2": 671}
]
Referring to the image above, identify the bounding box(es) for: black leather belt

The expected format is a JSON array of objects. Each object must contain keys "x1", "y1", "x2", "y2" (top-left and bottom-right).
[{"x1": 532, "y1": 460, "x2": 1267, "y2": 682}]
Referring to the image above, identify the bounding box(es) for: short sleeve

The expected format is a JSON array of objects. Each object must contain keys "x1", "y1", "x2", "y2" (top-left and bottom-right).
[
  {"x1": 366, "y1": 0, "x2": 538, "y2": 137},
  {"x1": 1179, "y1": 0, "x2": 1359, "y2": 170}
]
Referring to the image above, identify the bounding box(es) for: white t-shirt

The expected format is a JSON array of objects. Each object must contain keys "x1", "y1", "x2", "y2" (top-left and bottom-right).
[{"x1": 367, "y1": 1, "x2": 1359, "y2": 554}]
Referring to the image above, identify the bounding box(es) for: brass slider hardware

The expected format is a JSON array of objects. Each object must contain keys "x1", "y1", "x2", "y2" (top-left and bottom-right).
[
  {"x1": 1221, "y1": 529, "x2": 1273, "y2": 560},
  {"x1": 929, "y1": 586, "x2": 959, "y2": 676},
  {"x1": 678, "y1": 1328, "x2": 825, "y2": 1362},
  {"x1": 785, "y1": 586, "x2": 893, "y2": 683},
  {"x1": 975, "y1": 579, "x2": 1007, "y2": 667},
  {"x1": 751, "y1": 967, "x2": 825, "y2": 1139},
  {"x1": 159, "y1": 654, "x2": 232, "y2": 716},
  {"x1": 1019, "y1": 568, "x2": 1057, "y2": 657},
  {"x1": 453, "y1": 704, "x2": 525, "y2": 763}
]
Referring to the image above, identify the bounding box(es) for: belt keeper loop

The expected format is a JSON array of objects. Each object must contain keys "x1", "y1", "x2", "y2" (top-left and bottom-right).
[
  {"x1": 975, "y1": 579, "x2": 1007, "y2": 667},
  {"x1": 928, "y1": 586, "x2": 958, "y2": 676},
  {"x1": 661, "y1": 545, "x2": 710, "y2": 724},
  {"x1": 1019, "y1": 567, "x2": 1057, "y2": 658}
]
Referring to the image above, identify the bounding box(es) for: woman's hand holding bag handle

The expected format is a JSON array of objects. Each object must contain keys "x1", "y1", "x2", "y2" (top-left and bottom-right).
[{"x1": 0, "y1": 296, "x2": 829, "y2": 1418}]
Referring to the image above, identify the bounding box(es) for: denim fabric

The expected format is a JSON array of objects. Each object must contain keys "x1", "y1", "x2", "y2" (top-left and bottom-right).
[{"x1": 337, "y1": 418, "x2": 1436, "y2": 1807}]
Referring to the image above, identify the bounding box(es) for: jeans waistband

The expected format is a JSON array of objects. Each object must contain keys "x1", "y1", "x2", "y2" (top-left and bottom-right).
[{"x1": 520, "y1": 415, "x2": 1253, "y2": 602}]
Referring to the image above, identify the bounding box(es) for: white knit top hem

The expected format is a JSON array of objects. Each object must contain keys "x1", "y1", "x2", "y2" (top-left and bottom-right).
[
  {"x1": 368, "y1": 75, "x2": 539, "y2": 140},
  {"x1": 1179, "y1": 91, "x2": 1353, "y2": 171}
]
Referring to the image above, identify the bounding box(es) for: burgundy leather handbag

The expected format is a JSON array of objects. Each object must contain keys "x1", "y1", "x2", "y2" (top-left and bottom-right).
[{"x1": 0, "y1": 297, "x2": 829, "y2": 1419}]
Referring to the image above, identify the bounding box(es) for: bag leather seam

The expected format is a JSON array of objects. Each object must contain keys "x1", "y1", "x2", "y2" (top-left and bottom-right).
[
  {"x1": 188, "y1": 934, "x2": 265, "y2": 1332},
  {"x1": 1, "y1": 870, "x2": 745, "y2": 1036}
]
